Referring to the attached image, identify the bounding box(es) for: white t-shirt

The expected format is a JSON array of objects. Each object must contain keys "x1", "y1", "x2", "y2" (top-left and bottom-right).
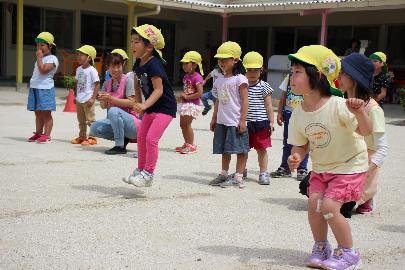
[
  {"x1": 212, "y1": 74, "x2": 249, "y2": 126},
  {"x1": 75, "y1": 65, "x2": 100, "y2": 103},
  {"x1": 30, "y1": 54, "x2": 59, "y2": 89}
]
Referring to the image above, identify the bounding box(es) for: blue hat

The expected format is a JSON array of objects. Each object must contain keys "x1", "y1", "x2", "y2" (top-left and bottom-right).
[{"x1": 341, "y1": 53, "x2": 375, "y2": 93}]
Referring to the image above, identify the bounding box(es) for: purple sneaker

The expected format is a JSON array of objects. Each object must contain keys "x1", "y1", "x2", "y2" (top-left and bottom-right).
[
  {"x1": 307, "y1": 242, "x2": 332, "y2": 268},
  {"x1": 321, "y1": 248, "x2": 362, "y2": 270}
]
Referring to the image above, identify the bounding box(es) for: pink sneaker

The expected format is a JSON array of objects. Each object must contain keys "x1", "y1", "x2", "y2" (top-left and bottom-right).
[
  {"x1": 179, "y1": 144, "x2": 197, "y2": 154},
  {"x1": 307, "y1": 241, "x2": 332, "y2": 268},
  {"x1": 356, "y1": 199, "x2": 373, "y2": 214},
  {"x1": 175, "y1": 143, "x2": 187, "y2": 152},
  {"x1": 36, "y1": 134, "x2": 51, "y2": 144},
  {"x1": 28, "y1": 132, "x2": 41, "y2": 142}
]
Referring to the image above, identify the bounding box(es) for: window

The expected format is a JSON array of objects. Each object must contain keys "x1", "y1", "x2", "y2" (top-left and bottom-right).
[
  {"x1": 327, "y1": 26, "x2": 352, "y2": 56},
  {"x1": 296, "y1": 27, "x2": 319, "y2": 50},
  {"x1": 81, "y1": 14, "x2": 104, "y2": 47},
  {"x1": 12, "y1": 5, "x2": 73, "y2": 48},
  {"x1": 106, "y1": 17, "x2": 126, "y2": 47},
  {"x1": 230, "y1": 27, "x2": 268, "y2": 65},
  {"x1": 353, "y1": 26, "x2": 379, "y2": 56},
  {"x1": 273, "y1": 27, "x2": 294, "y2": 55},
  {"x1": 387, "y1": 25, "x2": 405, "y2": 66}
]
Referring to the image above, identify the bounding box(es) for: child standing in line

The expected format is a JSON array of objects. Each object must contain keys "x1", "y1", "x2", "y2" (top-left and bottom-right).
[
  {"x1": 270, "y1": 73, "x2": 310, "y2": 181},
  {"x1": 287, "y1": 45, "x2": 372, "y2": 269},
  {"x1": 201, "y1": 66, "x2": 221, "y2": 115},
  {"x1": 122, "y1": 24, "x2": 176, "y2": 187},
  {"x1": 242, "y1": 51, "x2": 274, "y2": 185},
  {"x1": 71, "y1": 45, "x2": 100, "y2": 146},
  {"x1": 175, "y1": 51, "x2": 204, "y2": 154},
  {"x1": 27, "y1": 32, "x2": 59, "y2": 144},
  {"x1": 369, "y1": 52, "x2": 390, "y2": 108},
  {"x1": 339, "y1": 53, "x2": 388, "y2": 214},
  {"x1": 208, "y1": 41, "x2": 249, "y2": 189}
]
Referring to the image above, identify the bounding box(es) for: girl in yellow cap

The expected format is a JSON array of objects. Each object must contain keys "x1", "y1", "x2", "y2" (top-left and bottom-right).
[
  {"x1": 286, "y1": 45, "x2": 372, "y2": 269},
  {"x1": 122, "y1": 24, "x2": 176, "y2": 187},
  {"x1": 369, "y1": 52, "x2": 390, "y2": 108},
  {"x1": 71, "y1": 45, "x2": 100, "y2": 146},
  {"x1": 208, "y1": 41, "x2": 249, "y2": 189},
  {"x1": 175, "y1": 51, "x2": 204, "y2": 154},
  {"x1": 27, "y1": 32, "x2": 59, "y2": 144}
]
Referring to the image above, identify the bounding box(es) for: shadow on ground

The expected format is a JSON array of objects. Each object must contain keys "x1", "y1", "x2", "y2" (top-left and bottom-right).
[
  {"x1": 378, "y1": 224, "x2": 405, "y2": 233},
  {"x1": 71, "y1": 184, "x2": 145, "y2": 199},
  {"x1": 198, "y1": 245, "x2": 307, "y2": 267},
  {"x1": 261, "y1": 197, "x2": 307, "y2": 211}
]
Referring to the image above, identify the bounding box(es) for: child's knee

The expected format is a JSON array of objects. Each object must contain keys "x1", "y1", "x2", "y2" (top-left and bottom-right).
[{"x1": 320, "y1": 201, "x2": 340, "y2": 220}]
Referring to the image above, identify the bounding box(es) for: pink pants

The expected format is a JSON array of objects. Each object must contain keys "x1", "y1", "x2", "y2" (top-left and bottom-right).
[{"x1": 137, "y1": 112, "x2": 173, "y2": 173}]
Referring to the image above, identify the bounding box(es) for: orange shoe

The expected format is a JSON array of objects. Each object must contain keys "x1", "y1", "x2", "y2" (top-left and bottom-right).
[
  {"x1": 81, "y1": 139, "x2": 90, "y2": 146},
  {"x1": 71, "y1": 137, "x2": 85, "y2": 144},
  {"x1": 87, "y1": 137, "x2": 97, "y2": 145}
]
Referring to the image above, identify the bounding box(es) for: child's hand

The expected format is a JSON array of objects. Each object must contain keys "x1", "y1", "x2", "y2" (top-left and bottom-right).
[
  {"x1": 133, "y1": 103, "x2": 146, "y2": 114},
  {"x1": 98, "y1": 93, "x2": 111, "y2": 102},
  {"x1": 237, "y1": 121, "x2": 246, "y2": 134},
  {"x1": 86, "y1": 98, "x2": 95, "y2": 108},
  {"x1": 277, "y1": 113, "x2": 284, "y2": 126},
  {"x1": 269, "y1": 122, "x2": 274, "y2": 135},
  {"x1": 346, "y1": 98, "x2": 365, "y2": 115},
  {"x1": 210, "y1": 118, "x2": 217, "y2": 132},
  {"x1": 36, "y1": 48, "x2": 43, "y2": 59},
  {"x1": 288, "y1": 153, "x2": 301, "y2": 171},
  {"x1": 181, "y1": 92, "x2": 188, "y2": 100}
]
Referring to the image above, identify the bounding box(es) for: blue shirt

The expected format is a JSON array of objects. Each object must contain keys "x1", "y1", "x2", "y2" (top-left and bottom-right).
[{"x1": 133, "y1": 57, "x2": 176, "y2": 118}]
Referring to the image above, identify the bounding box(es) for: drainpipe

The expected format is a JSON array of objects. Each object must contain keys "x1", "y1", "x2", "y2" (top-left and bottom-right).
[{"x1": 222, "y1": 13, "x2": 229, "y2": 42}]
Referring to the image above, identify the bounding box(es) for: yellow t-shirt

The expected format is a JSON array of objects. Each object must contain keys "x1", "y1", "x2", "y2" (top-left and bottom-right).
[
  {"x1": 364, "y1": 102, "x2": 385, "y2": 151},
  {"x1": 288, "y1": 96, "x2": 368, "y2": 174}
]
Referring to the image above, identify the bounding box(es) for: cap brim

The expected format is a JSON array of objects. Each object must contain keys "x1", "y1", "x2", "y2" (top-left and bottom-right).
[
  {"x1": 288, "y1": 53, "x2": 315, "y2": 67},
  {"x1": 243, "y1": 64, "x2": 262, "y2": 69},
  {"x1": 214, "y1": 53, "x2": 233, "y2": 59},
  {"x1": 180, "y1": 58, "x2": 192, "y2": 63}
]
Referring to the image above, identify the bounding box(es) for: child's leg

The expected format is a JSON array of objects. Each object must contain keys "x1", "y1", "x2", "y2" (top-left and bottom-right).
[
  {"x1": 137, "y1": 113, "x2": 155, "y2": 171},
  {"x1": 34, "y1": 110, "x2": 43, "y2": 134},
  {"x1": 236, "y1": 153, "x2": 248, "y2": 174},
  {"x1": 180, "y1": 115, "x2": 194, "y2": 145},
  {"x1": 143, "y1": 113, "x2": 173, "y2": 173},
  {"x1": 321, "y1": 197, "x2": 352, "y2": 248},
  {"x1": 280, "y1": 110, "x2": 292, "y2": 170},
  {"x1": 208, "y1": 91, "x2": 216, "y2": 104},
  {"x1": 76, "y1": 103, "x2": 87, "y2": 138},
  {"x1": 257, "y1": 149, "x2": 268, "y2": 173},
  {"x1": 308, "y1": 193, "x2": 328, "y2": 242},
  {"x1": 41, "y1": 110, "x2": 53, "y2": 136},
  {"x1": 201, "y1": 92, "x2": 210, "y2": 110},
  {"x1": 222, "y1": 153, "x2": 231, "y2": 172}
]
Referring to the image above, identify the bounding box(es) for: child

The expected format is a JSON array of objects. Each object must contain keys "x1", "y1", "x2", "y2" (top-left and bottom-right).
[
  {"x1": 339, "y1": 53, "x2": 388, "y2": 214},
  {"x1": 90, "y1": 49, "x2": 139, "y2": 155},
  {"x1": 287, "y1": 45, "x2": 372, "y2": 269},
  {"x1": 201, "y1": 66, "x2": 221, "y2": 115},
  {"x1": 27, "y1": 32, "x2": 59, "y2": 144},
  {"x1": 175, "y1": 51, "x2": 204, "y2": 154},
  {"x1": 270, "y1": 73, "x2": 310, "y2": 181},
  {"x1": 122, "y1": 24, "x2": 176, "y2": 187},
  {"x1": 208, "y1": 41, "x2": 249, "y2": 188},
  {"x1": 242, "y1": 51, "x2": 274, "y2": 185},
  {"x1": 71, "y1": 45, "x2": 100, "y2": 146},
  {"x1": 369, "y1": 52, "x2": 390, "y2": 108}
]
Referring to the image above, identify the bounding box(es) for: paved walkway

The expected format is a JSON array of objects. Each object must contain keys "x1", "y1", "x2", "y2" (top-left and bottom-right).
[{"x1": 0, "y1": 87, "x2": 404, "y2": 269}]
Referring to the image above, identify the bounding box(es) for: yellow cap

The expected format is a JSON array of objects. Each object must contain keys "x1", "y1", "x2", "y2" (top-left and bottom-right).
[
  {"x1": 243, "y1": 51, "x2": 263, "y2": 69},
  {"x1": 180, "y1": 51, "x2": 204, "y2": 76},
  {"x1": 76, "y1": 45, "x2": 97, "y2": 64},
  {"x1": 111, "y1": 49, "x2": 128, "y2": 60},
  {"x1": 369, "y1": 52, "x2": 387, "y2": 73},
  {"x1": 214, "y1": 41, "x2": 242, "y2": 60},
  {"x1": 35, "y1": 32, "x2": 56, "y2": 46},
  {"x1": 288, "y1": 45, "x2": 342, "y2": 96}
]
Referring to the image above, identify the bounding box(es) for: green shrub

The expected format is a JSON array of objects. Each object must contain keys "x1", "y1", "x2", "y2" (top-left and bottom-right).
[{"x1": 63, "y1": 76, "x2": 76, "y2": 89}]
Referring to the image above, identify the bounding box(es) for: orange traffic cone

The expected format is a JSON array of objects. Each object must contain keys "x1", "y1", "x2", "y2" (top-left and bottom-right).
[{"x1": 63, "y1": 89, "x2": 76, "y2": 112}]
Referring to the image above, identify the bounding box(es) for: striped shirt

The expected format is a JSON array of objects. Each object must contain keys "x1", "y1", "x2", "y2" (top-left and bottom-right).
[{"x1": 247, "y1": 80, "x2": 273, "y2": 122}]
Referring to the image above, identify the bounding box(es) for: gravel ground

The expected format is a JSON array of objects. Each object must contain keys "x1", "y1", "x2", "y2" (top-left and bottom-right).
[{"x1": 0, "y1": 88, "x2": 404, "y2": 270}]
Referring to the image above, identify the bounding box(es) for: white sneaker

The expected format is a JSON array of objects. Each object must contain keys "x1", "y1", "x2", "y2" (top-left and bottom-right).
[
  {"x1": 122, "y1": 168, "x2": 141, "y2": 184},
  {"x1": 127, "y1": 170, "x2": 154, "y2": 187}
]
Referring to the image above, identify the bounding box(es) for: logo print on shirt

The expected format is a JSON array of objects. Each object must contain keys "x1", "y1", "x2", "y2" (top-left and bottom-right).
[
  {"x1": 77, "y1": 71, "x2": 87, "y2": 93},
  {"x1": 218, "y1": 81, "x2": 231, "y2": 105},
  {"x1": 139, "y1": 73, "x2": 150, "y2": 95},
  {"x1": 305, "y1": 123, "x2": 331, "y2": 148}
]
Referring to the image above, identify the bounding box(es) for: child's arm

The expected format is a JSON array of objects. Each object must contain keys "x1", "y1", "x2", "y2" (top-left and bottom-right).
[
  {"x1": 288, "y1": 144, "x2": 309, "y2": 171},
  {"x1": 277, "y1": 91, "x2": 287, "y2": 126},
  {"x1": 238, "y1": 83, "x2": 249, "y2": 133},
  {"x1": 210, "y1": 100, "x2": 219, "y2": 132},
  {"x1": 346, "y1": 98, "x2": 372, "y2": 136},
  {"x1": 87, "y1": 81, "x2": 100, "y2": 107},
  {"x1": 202, "y1": 73, "x2": 212, "y2": 86},
  {"x1": 375, "y1": 87, "x2": 387, "y2": 102},
  {"x1": 36, "y1": 48, "x2": 55, "y2": 74},
  {"x1": 264, "y1": 95, "x2": 275, "y2": 132},
  {"x1": 133, "y1": 76, "x2": 163, "y2": 114},
  {"x1": 134, "y1": 75, "x2": 143, "y2": 103}
]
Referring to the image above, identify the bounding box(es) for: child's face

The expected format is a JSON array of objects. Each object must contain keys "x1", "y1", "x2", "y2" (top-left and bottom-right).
[
  {"x1": 371, "y1": 60, "x2": 383, "y2": 74},
  {"x1": 290, "y1": 64, "x2": 311, "y2": 95},
  {"x1": 37, "y1": 43, "x2": 51, "y2": 55},
  {"x1": 77, "y1": 52, "x2": 90, "y2": 66},
  {"x1": 245, "y1": 68, "x2": 261, "y2": 83},
  {"x1": 108, "y1": 64, "x2": 123, "y2": 80},
  {"x1": 337, "y1": 71, "x2": 355, "y2": 95},
  {"x1": 131, "y1": 34, "x2": 151, "y2": 59},
  {"x1": 182, "y1": 62, "x2": 196, "y2": 73},
  {"x1": 217, "y1": 58, "x2": 235, "y2": 75}
]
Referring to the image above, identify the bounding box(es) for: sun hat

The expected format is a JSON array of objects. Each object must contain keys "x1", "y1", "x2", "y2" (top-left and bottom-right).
[
  {"x1": 243, "y1": 51, "x2": 263, "y2": 69},
  {"x1": 133, "y1": 24, "x2": 165, "y2": 63},
  {"x1": 288, "y1": 45, "x2": 342, "y2": 97},
  {"x1": 341, "y1": 53, "x2": 375, "y2": 93},
  {"x1": 369, "y1": 52, "x2": 387, "y2": 73},
  {"x1": 76, "y1": 45, "x2": 97, "y2": 64},
  {"x1": 111, "y1": 49, "x2": 128, "y2": 60},
  {"x1": 214, "y1": 41, "x2": 242, "y2": 60},
  {"x1": 180, "y1": 51, "x2": 204, "y2": 75},
  {"x1": 35, "y1": 32, "x2": 56, "y2": 46}
]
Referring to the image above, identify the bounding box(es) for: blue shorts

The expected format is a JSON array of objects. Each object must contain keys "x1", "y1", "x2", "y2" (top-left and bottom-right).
[
  {"x1": 27, "y1": 88, "x2": 56, "y2": 111},
  {"x1": 213, "y1": 124, "x2": 250, "y2": 154}
]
